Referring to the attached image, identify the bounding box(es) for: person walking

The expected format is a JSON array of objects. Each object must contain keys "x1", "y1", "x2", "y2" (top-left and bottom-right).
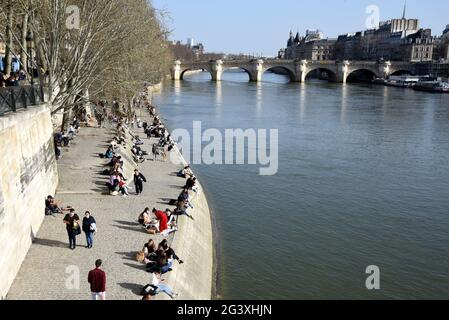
[
  {"x1": 82, "y1": 211, "x2": 97, "y2": 249},
  {"x1": 88, "y1": 259, "x2": 106, "y2": 300},
  {"x1": 133, "y1": 169, "x2": 147, "y2": 195},
  {"x1": 63, "y1": 208, "x2": 81, "y2": 249}
]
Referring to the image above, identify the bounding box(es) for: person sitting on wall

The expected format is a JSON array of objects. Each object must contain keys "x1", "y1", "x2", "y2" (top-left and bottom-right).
[
  {"x1": 158, "y1": 239, "x2": 184, "y2": 267},
  {"x1": 45, "y1": 196, "x2": 69, "y2": 215},
  {"x1": 118, "y1": 173, "x2": 130, "y2": 197},
  {"x1": 103, "y1": 146, "x2": 114, "y2": 159},
  {"x1": 177, "y1": 166, "x2": 193, "y2": 179},
  {"x1": 106, "y1": 172, "x2": 120, "y2": 195},
  {"x1": 184, "y1": 176, "x2": 197, "y2": 191}
]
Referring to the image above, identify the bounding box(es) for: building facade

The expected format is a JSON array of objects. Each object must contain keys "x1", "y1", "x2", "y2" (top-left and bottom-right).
[
  {"x1": 439, "y1": 25, "x2": 449, "y2": 60},
  {"x1": 285, "y1": 30, "x2": 336, "y2": 61},
  {"x1": 282, "y1": 18, "x2": 449, "y2": 63}
]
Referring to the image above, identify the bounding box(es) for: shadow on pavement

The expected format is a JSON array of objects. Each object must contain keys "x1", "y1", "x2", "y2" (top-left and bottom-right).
[
  {"x1": 33, "y1": 238, "x2": 68, "y2": 248},
  {"x1": 118, "y1": 282, "x2": 143, "y2": 296},
  {"x1": 114, "y1": 220, "x2": 139, "y2": 226},
  {"x1": 113, "y1": 225, "x2": 147, "y2": 234}
]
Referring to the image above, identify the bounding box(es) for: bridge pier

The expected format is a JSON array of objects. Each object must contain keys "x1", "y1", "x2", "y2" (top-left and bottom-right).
[
  {"x1": 336, "y1": 60, "x2": 350, "y2": 84},
  {"x1": 380, "y1": 61, "x2": 392, "y2": 78},
  {"x1": 249, "y1": 59, "x2": 264, "y2": 82},
  {"x1": 171, "y1": 60, "x2": 182, "y2": 81},
  {"x1": 210, "y1": 60, "x2": 223, "y2": 81},
  {"x1": 296, "y1": 60, "x2": 308, "y2": 83}
]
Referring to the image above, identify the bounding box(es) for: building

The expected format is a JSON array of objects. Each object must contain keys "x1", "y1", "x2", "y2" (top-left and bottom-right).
[
  {"x1": 285, "y1": 30, "x2": 336, "y2": 61},
  {"x1": 333, "y1": 17, "x2": 423, "y2": 61},
  {"x1": 439, "y1": 25, "x2": 449, "y2": 60},
  {"x1": 191, "y1": 43, "x2": 204, "y2": 59},
  {"x1": 281, "y1": 7, "x2": 448, "y2": 63},
  {"x1": 398, "y1": 29, "x2": 436, "y2": 62},
  {"x1": 170, "y1": 39, "x2": 205, "y2": 61}
]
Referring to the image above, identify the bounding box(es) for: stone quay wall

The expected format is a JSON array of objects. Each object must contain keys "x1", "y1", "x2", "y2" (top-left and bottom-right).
[{"x1": 0, "y1": 104, "x2": 58, "y2": 299}]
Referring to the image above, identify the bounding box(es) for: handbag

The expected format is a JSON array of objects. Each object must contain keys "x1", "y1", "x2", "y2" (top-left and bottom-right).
[
  {"x1": 74, "y1": 223, "x2": 81, "y2": 235},
  {"x1": 136, "y1": 250, "x2": 145, "y2": 263}
]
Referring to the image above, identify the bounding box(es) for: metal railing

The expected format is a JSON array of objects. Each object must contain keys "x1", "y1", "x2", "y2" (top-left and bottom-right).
[{"x1": 0, "y1": 84, "x2": 45, "y2": 116}]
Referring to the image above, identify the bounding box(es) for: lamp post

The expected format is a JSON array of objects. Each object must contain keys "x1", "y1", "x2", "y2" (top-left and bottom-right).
[{"x1": 25, "y1": 30, "x2": 34, "y2": 85}]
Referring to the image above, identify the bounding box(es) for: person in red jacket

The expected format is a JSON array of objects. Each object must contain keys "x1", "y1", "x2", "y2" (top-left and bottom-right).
[
  {"x1": 152, "y1": 208, "x2": 177, "y2": 235},
  {"x1": 88, "y1": 259, "x2": 106, "y2": 300}
]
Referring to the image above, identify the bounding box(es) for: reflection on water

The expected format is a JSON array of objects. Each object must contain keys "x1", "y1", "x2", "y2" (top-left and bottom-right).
[
  {"x1": 215, "y1": 81, "x2": 222, "y2": 107},
  {"x1": 155, "y1": 70, "x2": 449, "y2": 300},
  {"x1": 341, "y1": 84, "x2": 348, "y2": 125}
]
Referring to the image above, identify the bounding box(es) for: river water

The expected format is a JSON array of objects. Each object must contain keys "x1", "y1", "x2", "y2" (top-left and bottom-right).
[{"x1": 153, "y1": 70, "x2": 449, "y2": 300}]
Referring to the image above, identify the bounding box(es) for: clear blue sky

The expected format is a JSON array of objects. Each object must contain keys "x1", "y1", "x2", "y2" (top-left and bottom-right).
[{"x1": 152, "y1": 0, "x2": 449, "y2": 56}]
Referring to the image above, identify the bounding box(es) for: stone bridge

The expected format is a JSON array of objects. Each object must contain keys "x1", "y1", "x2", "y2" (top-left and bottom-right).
[{"x1": 172, "y1": 59, "x2": 416, "y2": 83}]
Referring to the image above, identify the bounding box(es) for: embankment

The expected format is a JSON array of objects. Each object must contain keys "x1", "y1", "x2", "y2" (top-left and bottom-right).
[
  {"x1": 164, "y1": 145, "x2": 214, "y2": 300},
  {"x1": 0, "y1": 104, "x2": 58, "y2": 299},
  {"x1": 138, "y1": 107, "x2": 215, "y2": 300}
]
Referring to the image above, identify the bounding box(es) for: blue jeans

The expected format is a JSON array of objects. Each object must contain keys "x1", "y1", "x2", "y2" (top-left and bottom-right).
[
  {"x1": 161, "y1": 260, "x2": 173, "y2": 274},
  {"x1": 67, "y1": 230, "x2": 76, "y2": 248},
  {"x1": 156, "y1": 284, "x2": 174, "y2": 297},
  {"x1": 85, "y1": 232, "x2": 94, "y2": 247}
]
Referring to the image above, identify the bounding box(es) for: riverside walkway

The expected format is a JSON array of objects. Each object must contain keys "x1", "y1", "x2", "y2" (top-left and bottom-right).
[{"x1": 7, "y1": 111, "x2": 213, "y2": 300}]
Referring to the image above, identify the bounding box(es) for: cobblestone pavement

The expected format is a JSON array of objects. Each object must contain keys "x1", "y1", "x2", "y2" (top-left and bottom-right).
[{"x1": 7, "y1": 118, "x2": 188, "y2": 300}]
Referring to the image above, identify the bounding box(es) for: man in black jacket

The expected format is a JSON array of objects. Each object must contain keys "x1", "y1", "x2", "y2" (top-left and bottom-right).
[{"x1": 133, "y1": 169, "x2": 147, "y2": 195}]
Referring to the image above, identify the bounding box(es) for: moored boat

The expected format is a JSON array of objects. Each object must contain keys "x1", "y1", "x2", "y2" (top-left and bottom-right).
[{"x1": 413, "y1": 81, "x2": 449, "y2": 93}]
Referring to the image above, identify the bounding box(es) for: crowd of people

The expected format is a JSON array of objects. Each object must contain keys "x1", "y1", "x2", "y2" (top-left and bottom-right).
[
  {"x1": 0, "y1": 71, "x2": 27, "y2": 87},
  {"x1": 52, "y1": 115, "x2": 82, "y2": 160},
  {"x1": 43, "y1": 93, "x2": 198, "y2": 300}
]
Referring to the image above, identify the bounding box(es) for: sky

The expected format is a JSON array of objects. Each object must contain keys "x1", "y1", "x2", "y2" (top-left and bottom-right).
[{"x1": 152, "y1": 0, "x2": 449, "y2": 57}]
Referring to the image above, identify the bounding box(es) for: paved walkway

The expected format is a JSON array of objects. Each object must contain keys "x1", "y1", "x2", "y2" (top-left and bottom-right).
[{"x1": 7, "y1": 117, "x2": 189, "y2": 300}]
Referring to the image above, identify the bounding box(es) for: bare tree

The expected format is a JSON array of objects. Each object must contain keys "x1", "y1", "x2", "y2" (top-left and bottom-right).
[
  {"x1": 1, "y1": 0, "x2": 171, "y2": 128},
  {"x1": 3, "y1": 0, "x2": 14, "y2": 75}
]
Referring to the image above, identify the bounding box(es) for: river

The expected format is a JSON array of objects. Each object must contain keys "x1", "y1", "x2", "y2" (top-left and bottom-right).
[{"x1": 153, "y1": 69, "x2": 449, "y2": 300}]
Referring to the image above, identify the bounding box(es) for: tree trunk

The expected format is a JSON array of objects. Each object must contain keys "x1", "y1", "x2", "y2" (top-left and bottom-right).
[
  {"x1": 20, "y1": 13, "x2": 29, "y2": 73},
  {"x1": 4, "y1": 1, "x2": 14, "y2": 75}
]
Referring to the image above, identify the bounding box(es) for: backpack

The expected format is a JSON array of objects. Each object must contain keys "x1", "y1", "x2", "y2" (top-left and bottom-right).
[{"x1": 141, "y1": 284, "x2": 157, "y2": 296}]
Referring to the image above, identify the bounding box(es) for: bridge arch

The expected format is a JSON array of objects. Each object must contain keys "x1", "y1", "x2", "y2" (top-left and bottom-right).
[
  {"x1": 222, "y1": 67, "x2": 254, "y2": 81},
  {"x1": 180, "y1": 68, "x2": 212, "y2": 81},
  {"x1": 346, "y1": 68, "x2": 379, "y2": 82},
  {"x1": 305, "y1": 67, "x2": 338, "y2": 82},
  {"x1": 263, "y1": 66, "x2": 296, "y2": 82}
]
